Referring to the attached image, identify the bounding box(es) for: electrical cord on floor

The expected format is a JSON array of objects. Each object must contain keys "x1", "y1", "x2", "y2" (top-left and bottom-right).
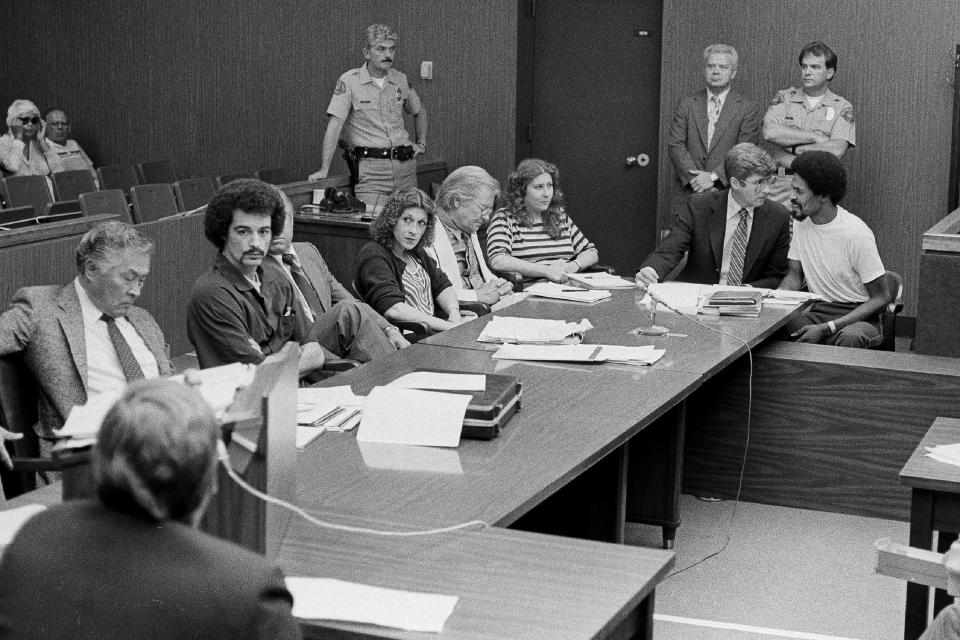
[
  {"x1": 215, "y1": 440, "x2": 489, "y2": 537},
  {"x1": 643, "y1": 288, "x2": 753, "y2": 580}
]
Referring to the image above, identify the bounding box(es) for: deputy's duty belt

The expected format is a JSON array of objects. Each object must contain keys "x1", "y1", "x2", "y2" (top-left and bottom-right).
[{"x1": 354, "y1": 145, "x2": 415, "y2": 161}]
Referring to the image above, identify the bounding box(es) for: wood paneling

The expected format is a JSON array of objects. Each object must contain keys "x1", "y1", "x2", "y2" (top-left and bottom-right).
[
  {"x1": 658, "y1": 0, "x2": 960, "y2": 315},
  {"x1": 0, "y1": 2, "x2": 516, "y2": 195}
]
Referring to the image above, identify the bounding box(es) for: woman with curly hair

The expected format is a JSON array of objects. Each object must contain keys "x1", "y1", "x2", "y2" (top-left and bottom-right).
[
  {"x1": 486, "y1": 158, "x2": 599, "y2": 283},
  {"x1": 355, "y1": 188, "x2": 464, "y2": 332}
]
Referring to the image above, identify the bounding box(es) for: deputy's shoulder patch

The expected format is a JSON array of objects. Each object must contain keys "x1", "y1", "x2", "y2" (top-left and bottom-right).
[
  {"x1": 334, "y1": 80, "x2": 346, "y2": 95},
  {"x1": 769, "y1": 93, "x2": 784, "y2": 106},
  {"x1": 841, "y1": 108, "x2": 854, "y2": 124}
]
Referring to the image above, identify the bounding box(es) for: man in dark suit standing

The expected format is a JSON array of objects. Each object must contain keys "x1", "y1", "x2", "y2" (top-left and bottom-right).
[
  {"x1": 0, "y1": 378, "x2": 301, "y2": 639},
  {"x1": 637, "y1": 143, "x2": 790, "y2": 289},
  {"x1": 666, "y1": 44, "x2": 761, "y2": 216}
]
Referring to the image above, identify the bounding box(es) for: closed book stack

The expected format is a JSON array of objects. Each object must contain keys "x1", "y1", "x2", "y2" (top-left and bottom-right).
[{"x1": 699, "y1": 289, "x2": 764, "y2": 317}]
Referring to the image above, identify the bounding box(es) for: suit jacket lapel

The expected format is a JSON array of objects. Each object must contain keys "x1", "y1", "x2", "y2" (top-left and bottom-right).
[
  {"x1": 295, "y1": 246, "x2": 332, "y2": 313},
  {"x1": 57, "y1": 284, "x2": 88, "y2": 387},
  {"x1": 707, "y1": 193, "x2": 727, "y2": 270},
  {"x1": 693, "y1": 90, "x2": 710, "y2": 151}
]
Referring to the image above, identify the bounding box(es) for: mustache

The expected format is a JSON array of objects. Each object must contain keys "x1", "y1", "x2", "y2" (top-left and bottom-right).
[{"x1": 243, "y1": 250, "x2": 264, "y2": 257}]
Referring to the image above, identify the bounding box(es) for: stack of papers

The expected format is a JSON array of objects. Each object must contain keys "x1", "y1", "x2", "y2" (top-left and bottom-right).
[
  {"x1": 526, "y1": 282, "x2": 611, "y2": 303},
  {"x1": 925, "y1": 443, "x2": 960, "y2": 469},
  {"x1": 296, "y1": 386, "x2": 365, "y2": 448},
  {"x1": 492, "y1": 343, "x2": 664, "y2": 366},
  {"x1": 357, "y1": 387, "x2": 469, "y2": 447},
  {"x1": 388, "y1": 371, "x2": 485, "y2": 391},
  {"x1": 566, "y1": 272, "x2": 634, "y2": 289},
  {"x1": 478, "y1": 316, "x2": 593, "y2": 345}
]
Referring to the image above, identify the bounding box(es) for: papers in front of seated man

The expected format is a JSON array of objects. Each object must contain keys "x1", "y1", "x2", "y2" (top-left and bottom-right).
[
  {"x1": 388, "y1": 372, "x2": 486, "y2": 392},
  {"x1": 492, "y1": 343, "x2": 665, "y2": 366},
  {"x1": 296, "y1": 385, "x2": 365, "y2": 448},
  {"x1": 357, "y1": 387, "x2": 470, "y2": 447},
  {"x1": 0, "y1": 504, "x2": 46, "y2": 549},
  {"x1": 565, "y1": 272, "x2": 635, "y2": 289},
  {"x1": 764, "y1": 289, "x2": 823, "y2": 305},
  {"x1": 925, "y1": 443, "x2": 960, "y2": 469},
  {"x1": 526, "y1": 282, "x2": 612, "y2": 302},
  {"x1": 478, "y1": 316, "x2": 593, "y2": 345},
  {"x1": 169, "y1": 362, "x2": 257, "y2": 418},
  {"x1": 286, "y1": 577, "x2": 459, "y2": 633}
]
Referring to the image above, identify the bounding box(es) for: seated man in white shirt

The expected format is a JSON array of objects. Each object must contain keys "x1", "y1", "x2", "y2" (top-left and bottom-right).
[
  {"x1": 44, "y1": 108, "x2": 97, "y2": 179},
  {"x1": 0, "y1": 221, "x2": 171, "y2": 439},
  {"x1": 428, "y1": 166, "x2": 515, "y2": 309}
]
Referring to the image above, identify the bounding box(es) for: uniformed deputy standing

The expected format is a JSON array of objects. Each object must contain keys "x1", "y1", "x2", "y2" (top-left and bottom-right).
[
  {"x1": 308, "y1": 24, "x2": 428, "y2": 210},
  {"x1": 763, "y1": 41, "x2": 855, "y2": 207}
]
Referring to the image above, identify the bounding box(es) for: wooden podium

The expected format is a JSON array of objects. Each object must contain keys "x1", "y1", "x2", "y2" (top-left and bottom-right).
[
  {"x1": 201, "y1": 343, "x2": 299, "y2": 558},
  {"x1": 916, "y1": 207, "x2": 960, "y2": 357}
]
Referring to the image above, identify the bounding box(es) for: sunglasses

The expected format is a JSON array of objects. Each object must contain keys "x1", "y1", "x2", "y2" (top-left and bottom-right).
[{"x1": 16, "y1": 116, "x2": 41, "y2": 125}]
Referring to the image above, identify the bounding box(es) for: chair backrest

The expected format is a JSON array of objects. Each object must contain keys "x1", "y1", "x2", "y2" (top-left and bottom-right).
[
  {"x1": 0, "y1": 354, "x2": 40, "y2": 478},
  {"x1": 52, "y1": 169, "x2": 98, "y2": 201},
  {"x1": 2, "y1": 175, "x2": 52, "y2": 213},
  {"x1": 79, "y1": 189, "x2": 133, "y2": 224},
  {"x1": 43, "y1": 200, "x2": 83, "y2": 217},
  {"x1": 130, "y1": 183, "x2": 178, "y2": 223},
  {"x1": 0, "y1": 205, "x2": 37, "y2": 226},
  {"x1": 216, "y1": 172, "x2": 253, "y2": 188},
  {"x1": 255, "y1": 167, "x2": 290, "y2": 185},
  {"x1": 173, "y1": 177, "x2": 215, "y2": 211},
  {"x1": 878, "y1": 270, "x2": 904, "y2": 352},
  {"x1": 136, "y1": 159, "x2": 177, "y2": 184},
  {"x1": 96, "y1": 163, "x2": 139, "y2": 195}
]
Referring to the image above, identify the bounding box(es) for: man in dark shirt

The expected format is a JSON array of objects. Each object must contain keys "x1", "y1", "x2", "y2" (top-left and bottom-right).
[{"x1": 187, "y1": 179, "x2": 326, "y2": 375}]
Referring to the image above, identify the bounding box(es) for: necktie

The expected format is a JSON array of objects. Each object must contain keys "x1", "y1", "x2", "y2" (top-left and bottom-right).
[
  {"x1": 463, "y1": 235, "x2": 486, "y2": 290},
  {"x1": 707, "y1": 95, "x2": 721, "y2": 150},
  {"x1": 727, "y1": 208, "x2": 749, "y2": 287},
  {"x1": 101, "y1": 314, "x2": 145, "y2": 382},
  {"x1": 282, "y1": 253, "x2": 323, "y2": 320}
]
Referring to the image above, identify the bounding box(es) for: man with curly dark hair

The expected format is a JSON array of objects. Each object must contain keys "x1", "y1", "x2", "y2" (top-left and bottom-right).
[{"x1": 186, "y1": 179, "x2": 327, "y2": 374}]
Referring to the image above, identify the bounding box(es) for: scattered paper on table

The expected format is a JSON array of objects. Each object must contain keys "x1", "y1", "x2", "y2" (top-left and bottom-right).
[
  {"x1": 59, "y1": 388, "x2": 123, "y2": 439},
  {"x1": 169, "y1": 362, "x2": 257, "y2": 417},
  {"x1": 358, "y1": 441, "x2": 464, "y2": 474},
  {"x1": 565, "y1": 272, "x2": 634, "y2": 289},
  {"x1": 297, "y1": 386, "x2": 364, "y2": 425},
  {"x1": 389, "y1": 372, "x2": 485, "y2": 392},
  {"x1": 526, "y1": 282, "x2": 611, "y2": 303},
  {"x1": 765, "y1": 289, "x2": 823, "y2": 305},
  {"x1": 648, "y1": 282, "x2": 702, "y2": 313},
  {"x1": 356, "y1": 387, "x2": 468, "y2": 447},
  {"x1": 493, "y1": 343, "x2": 664, "y2": 366},
  {"x1": 287, "y1": 577, "x2": 458, "y2": 633},
  {"x1": 0, "y1": 504, "x2": 46, "y2": 546},
  {"x1": 478, "y1": 316, "x2": 593, "y2": 344},
  {"x1": 926, "y1": 444, "x2": 960, "y2": 469}
]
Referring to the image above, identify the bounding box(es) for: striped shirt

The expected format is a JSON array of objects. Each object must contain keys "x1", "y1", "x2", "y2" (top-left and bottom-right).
[
  {"x1": 401, "y1": 255, "x2": 435, "y2": 315},
  {"x1": 485, "y1": 208, "x2": 596, "y2": 265}
]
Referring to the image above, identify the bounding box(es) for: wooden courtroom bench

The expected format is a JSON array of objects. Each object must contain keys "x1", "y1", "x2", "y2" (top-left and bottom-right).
[{"x1": 683, "y1": 340, "x2": 960, "y2": 521}]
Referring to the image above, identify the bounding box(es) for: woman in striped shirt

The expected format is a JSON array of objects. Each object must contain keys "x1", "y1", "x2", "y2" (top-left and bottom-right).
[
  {"x1": 355, "y1": 188, "x2": 464, "y2": 332},
  {"x1": 486, "y1": 158, "x2": 599, "y2": 283}
]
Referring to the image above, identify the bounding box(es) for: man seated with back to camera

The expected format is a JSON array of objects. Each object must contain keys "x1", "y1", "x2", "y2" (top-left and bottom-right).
[
  {"x1": 0, "y1": 378, "x2": 301, "y2": 639},
  {"x1": 187, "y1": 179, "x2": 330, "y2": 376},
  {"x1": 779, "y1": 151, "x2": 888, "y2": 348}
]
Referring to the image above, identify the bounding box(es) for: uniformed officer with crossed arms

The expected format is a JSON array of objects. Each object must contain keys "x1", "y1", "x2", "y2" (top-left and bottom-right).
[
  {"x1": 308, "y1": 23, "x2": 428, "y2": 210},
  {"x1": 763, "y1": 41, "x2": 855, "y2": 207}
]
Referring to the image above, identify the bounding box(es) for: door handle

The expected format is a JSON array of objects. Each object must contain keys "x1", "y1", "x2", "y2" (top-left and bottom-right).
[{"x1": 626, "y1": 154, "x2": 650, "y2": 167}]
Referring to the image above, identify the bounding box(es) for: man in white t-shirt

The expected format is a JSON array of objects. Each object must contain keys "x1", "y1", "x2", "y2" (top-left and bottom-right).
[{"x1": 779, "y1": 151, "x2": 888, "y2": 348}]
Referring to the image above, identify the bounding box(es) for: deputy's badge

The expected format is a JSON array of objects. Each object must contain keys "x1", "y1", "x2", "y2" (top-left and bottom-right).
[
  {"x1": 825, "y1": 107, "x2": 835, "y2": 121},
  {"x1": 841, "y1": 108, "x2": 855, "y2": 124},
  {"x1": 333, "y1": 80, "x2": 346, "y2": 95},
  {"x1": 395, "y1": 86, "x2": 403, "y2": 102},
  {"x1": 770, "y1": 93, "x2": 784, "y2": 106}
]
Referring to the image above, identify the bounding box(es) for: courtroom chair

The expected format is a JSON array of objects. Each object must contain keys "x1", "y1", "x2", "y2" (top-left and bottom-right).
[
  {"x1": 42, "y1": 200, "x2": 83, "y2": 220},
  {"x1": 52, "y1": 169, "x2": 97, "y2": 201},
  {"x1": 0, "y1": 354, "x2": 57, "y2": 499},
  {"x1": 255, "y1": 167, "x2": 290, "y2": 185},
  {"x1": 135, "y1": 159, "x2": 177, "y2": 185},
  {"x1": 1, "y1": 175, "x2": 52, "y2": 215},
  {"x1": 96, "y1": 163, "x2": 139, "y2": 195},
  {"x1": 0, "y1": 205, "x2": 37, "y2": 227},
  {"x1": 877, "y1": 270, "x2": 904, "y2": 352},
  {"x1": 79, "y1": 189, "x2": 133, "y2": 224},
  {"x1": 130, "y1": 183, "x2": 178, "y2": 224},
  {"x1": 216, "y1": 172, "x2": 253, "y2": 188},
  {"x1": 173, "y1": 177, "x2": 215, "y2": 211}
]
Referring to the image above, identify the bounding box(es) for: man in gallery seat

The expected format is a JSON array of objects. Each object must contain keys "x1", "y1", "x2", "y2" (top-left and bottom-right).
[
  {"x1": 779, "y1": 151, "x2": 888, "y2": 348},
  {"x1": 0, "y1": 221, "x2": 170, "y2": 440},
  {"x1": 636, "y1": 143, "x2": 791, "y2": 288},
  {"x1": 0, "y1": 378, "x2": 301, "y2": 639},
  {"x1": 265, "y1": 188, "x2": 409, "y2": 361}
]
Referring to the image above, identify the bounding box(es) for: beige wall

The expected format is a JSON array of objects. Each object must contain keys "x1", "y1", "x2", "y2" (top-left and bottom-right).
[{"x1": 658, "y1": 0, "x2": 960, "y2": 314}]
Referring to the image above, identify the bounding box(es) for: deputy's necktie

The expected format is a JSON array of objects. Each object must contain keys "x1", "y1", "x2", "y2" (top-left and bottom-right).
[
  {"x1": 101, "y1": 314, "x2": 145, "y2": 382},
  {"x1": 282, "y1": 253, "x2": 322, "y2": 320},
  {"x1": 463, "y1": 236, "x2": 486, "y2": 290},
  {"x1": 727, "y1": 208, "x2": 749, "y2": 287},
  {"x1": 707, "y1": 95, "x2": 721, "y2": 150}
]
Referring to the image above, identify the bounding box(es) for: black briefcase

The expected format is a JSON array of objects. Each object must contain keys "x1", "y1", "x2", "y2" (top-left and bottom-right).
[{"x1": 414, "y1": 369, "x2": 522, "y2": 440}]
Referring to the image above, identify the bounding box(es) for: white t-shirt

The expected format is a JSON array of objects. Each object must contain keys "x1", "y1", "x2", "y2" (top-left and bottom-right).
[{"x1": 788, "y1": 206, "x2": 885, "y2": 303}]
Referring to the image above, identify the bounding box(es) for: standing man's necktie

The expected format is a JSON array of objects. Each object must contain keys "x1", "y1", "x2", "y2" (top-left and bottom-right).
[
  {"x1": 727, "y1": 208, "x2": 749, "y2": 287},
  {"x1": 282, "y1": 253, "x2": 323, "y2": 318},
  {"x1": 707, "y1": 94, "x2": 721, "y2": 150},
  {"x1": 101, "y1": 314, "x2": 145, "y2": 382}
]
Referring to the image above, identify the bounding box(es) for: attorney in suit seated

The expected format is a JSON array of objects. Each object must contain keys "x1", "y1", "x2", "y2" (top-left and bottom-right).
[
  {"x1": 636, "y1": 142, "x2": 791, "y2": 289},
  {"x1": 666, "y1": 44, "x2": 761, "y2": 217},
  {"x1": 485, "y1": 158, "x2": 599, "y2": 284},
  {"x1": 265, "y1": 188, "x2": 409, "y2": 361},
  {"x1": 427, "y1": 166, "x2": 514, "y2": 308},
  {"x1": 0, "y1": 221, "x2": 171, "y2": 439},
  {"x1": 0, "y1": 378, "x2": 301, "y2": 639},
  {"x1": 355, "y1": 188, "x2": 464, "y2": 332}
]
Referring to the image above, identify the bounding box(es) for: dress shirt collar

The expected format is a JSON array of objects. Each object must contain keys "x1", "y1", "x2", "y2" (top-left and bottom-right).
[
  {"x1": 358, "y1": 63, "x2": 399, "y2": 86},
  {"x1": 726, "y1": 190, "x2": 755, "y2": 218},
  {"x1": 707, "y1": 87, "x2": 731, "y2": 108},
  {"x1": 214, "y1": 253, "x2": 262, "y2": 293},
  {"x1": 74, "y1": 276, "x2": 108, "y2": 324}
]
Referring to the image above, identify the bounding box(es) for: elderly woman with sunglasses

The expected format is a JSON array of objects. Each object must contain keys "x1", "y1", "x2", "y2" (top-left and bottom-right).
[
  {"x1": 0, "y1": 99, "x2": 59, "y2": 178},
  {"x1": 355, "y1": 188, "x2": 464, "y2": 332}
]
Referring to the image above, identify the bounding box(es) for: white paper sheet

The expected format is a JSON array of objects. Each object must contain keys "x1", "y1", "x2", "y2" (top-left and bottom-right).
[
  {"x1": 526, "y1": 282, "x2": 611, "y2": 302},
  {"x1": 596, "y1": 345, "x2": 666, "y2": 366},
  {"x1": 647, "y1": 282, "x2": 703, "y2": 313},
  {"x1": 358, "y1": 441, "x2": 464, "y2": 474},
  {"x1": 478, "y1": 316, "x2": 593, "y2": 344},
  {"x1": 58, "y1": 388, "x2": 123, "y2": 438},
  {"x1": 926, "y1": 444, "x2": 960, "y2": 468},
  {"x1": 169, "y1": 362, "x2": 257, "y2": 417},
  {"x1": 0, "y1": 504, "x2": 46, "y2": 546},
  {"x1": 297, "y1": 386, "x2": 365, "y2": 426},
  {"x1": 389, "y1": 372, "x2": 485, "y2": 392},
  {"x1": 356, "y1": 387, "x2": 469, "y2": 447},
  {"x1": 566, "y1": 272, "x2": 634, "y2": 289},
  {"x1": 493, "y1": 343, "x2": 664, "y2": 366},
  {"x1": 286, "y1": 577, "x2": 458, "y2": 633}
]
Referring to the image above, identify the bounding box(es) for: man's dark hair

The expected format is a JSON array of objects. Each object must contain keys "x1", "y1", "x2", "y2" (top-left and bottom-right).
[
  {"x1": 798, "y1": 41, "x2": 837, "y2": 72},
  {"x1": 791, "y1": 151, "x2": 846, "y2": 204},
  {"x1": 203, "y1": 178, "x2": 284, "y2": 250}
]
